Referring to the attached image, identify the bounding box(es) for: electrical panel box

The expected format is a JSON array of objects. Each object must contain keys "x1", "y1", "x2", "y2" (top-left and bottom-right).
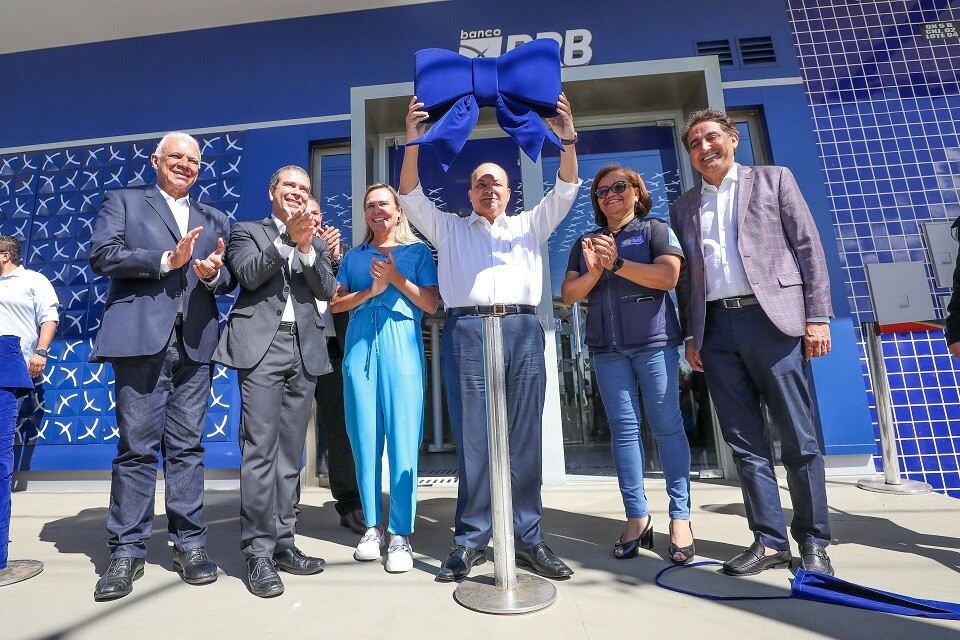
[
  {"x1": 865, "y1": 261, "x2": 937, "y2": 324},
  {"x1": 923, "y1": 222, "x2": 956, "y2": 289}
]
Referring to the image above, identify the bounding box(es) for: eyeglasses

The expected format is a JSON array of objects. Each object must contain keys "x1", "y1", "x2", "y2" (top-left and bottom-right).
[{"x1": 595, "y1": 181, "x2": 629, "y2": 199}]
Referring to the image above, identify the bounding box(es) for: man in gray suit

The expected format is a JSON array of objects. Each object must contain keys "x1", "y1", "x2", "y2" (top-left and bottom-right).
[
  {"x1": 670, "y1": 109, "x2": 835, "y2": 577},
  {"x1": 214, "y1": 165, "x2": 336, "y2": 598},
  {"x1": 89, "y1": 132, "x2": 234, "y2": 600}
]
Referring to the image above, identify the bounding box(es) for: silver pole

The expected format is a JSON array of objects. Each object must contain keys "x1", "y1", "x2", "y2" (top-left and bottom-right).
[
  {"x1": 454, "y1": 314, "x2": 557, "y2": 614},
  {"x1": 857, "y1": 322, "x2": 932, "y2": 495}
]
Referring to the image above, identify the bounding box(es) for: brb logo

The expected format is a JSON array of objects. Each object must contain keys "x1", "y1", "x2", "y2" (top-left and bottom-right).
[{"x1": 459, "y1": 27, "x2": 593, "y2": 66}]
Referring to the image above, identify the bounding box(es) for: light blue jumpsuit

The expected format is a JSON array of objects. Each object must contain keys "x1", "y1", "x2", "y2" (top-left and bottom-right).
[{"x1": 339, "y1": 241, "x2": 438, "y2": 535}]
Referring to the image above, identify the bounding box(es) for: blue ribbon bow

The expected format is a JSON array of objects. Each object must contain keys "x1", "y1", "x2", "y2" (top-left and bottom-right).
[{"x1": 410, "y1": 38, "x2": 563, "y2": 171}]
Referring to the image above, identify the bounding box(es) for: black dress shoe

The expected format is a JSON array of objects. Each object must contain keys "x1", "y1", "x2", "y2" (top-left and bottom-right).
[
  {"x1": 273, "y1": 547, "x2": 325, "y2": 575},
  {"x1": 172, "y1": 547, "x2": 218, "y2": 585},
  {"x1": 339, "y1": 509, "x2": 367, "y2": 535},
  {"x1": 722, "y1": 541, "x2": 791, "y2": 576},
  {"x1": 247, "y1": 557, "x2": 284, "y2": 598},
  {"x1": 515, "y1": 543, "x2": 573, "y2": 579},
  {"x1": 436, "y1": 545, "x2": 486, "y2": 582},
  {"x1": 799, "y1": 541, "x2": 834, "y2": 576},
  {"x1": 94, "y1": 557, "x2": 145, "y2": 601},
  {"x1": 614, "y1": 516, "x2": 653, "y2": 560}
]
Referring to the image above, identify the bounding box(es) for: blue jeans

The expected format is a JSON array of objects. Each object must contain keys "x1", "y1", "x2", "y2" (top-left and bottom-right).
[{"x1": 593, "y1": 345, "x2": 691, "y2": 520}]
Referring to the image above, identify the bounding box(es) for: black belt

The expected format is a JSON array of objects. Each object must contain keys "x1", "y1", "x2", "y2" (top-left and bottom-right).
[
  {"x1": 277, "y1": 321, "x2": 298, "y2": 334},
  {"x1": 707, "y1": 295, "x2": 760, "y2": 310},
  {"x1": 445, "y1": 304, "x2": 537, "y2": 317}
]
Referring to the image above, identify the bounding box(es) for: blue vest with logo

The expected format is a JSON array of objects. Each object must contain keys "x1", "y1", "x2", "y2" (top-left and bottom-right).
[{"x1": 579, "y1": 218, "x2": 682, "y2": 352}]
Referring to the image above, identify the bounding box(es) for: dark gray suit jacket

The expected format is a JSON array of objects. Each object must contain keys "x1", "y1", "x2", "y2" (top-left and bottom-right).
[
  {"x1": 89, "y1": 185, "x2": 235, "y2": 362},
  {"x1": 670, "y1": 164, "x2": 833, "y2": 350},
  {"x1": 213, "y1": 217, "x2": 337, "y2": 376}
]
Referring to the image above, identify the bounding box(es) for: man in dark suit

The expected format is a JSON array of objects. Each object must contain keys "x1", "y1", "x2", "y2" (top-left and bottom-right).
[
  {"x1": 214, "y1": 166, "x2": 336, "y2": 598},
  {"x1": 670, "y1": 109, "x2": 835, "y2": 577},
  {"x1": 89, "y1": 131, "x2": 235, "y2": 601}
]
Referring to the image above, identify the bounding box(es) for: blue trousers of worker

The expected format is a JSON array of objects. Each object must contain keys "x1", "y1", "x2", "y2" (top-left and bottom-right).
[
  {"x1": 592, "y1": 345, "x2": 691, "y2": 521},
  {"x1": 441, "y1": 313, "x2": 546, "y2": 551},
  {"x1": 343, "y1": 308, "x2": 424, "y2": 536},
  {"x1": 700, "y1": 304, "x2": 830, "y2": 550}
]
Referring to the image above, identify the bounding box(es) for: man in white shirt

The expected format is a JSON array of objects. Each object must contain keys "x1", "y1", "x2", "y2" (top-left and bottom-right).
[
  {"x1": 670, "y1": 108, "x2": 835, "y2": 577},
  {"x1": 0, "y1": 235, "x2": 59, "y2": 429},
  {"x1": 89, "y1": 132, "x2": 234, "y2": 601},
  {"x1": 0, "y1": 235, "x2": 59, "y2": 378},
  {"x1": 399, "y1": 94, "x2": 580, "y2": 581}
]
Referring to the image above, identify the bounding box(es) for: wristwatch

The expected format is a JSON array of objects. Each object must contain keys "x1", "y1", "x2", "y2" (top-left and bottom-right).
[
  {"x1": 279, "y1": 232, "x2": 297, "y2": 247},
  {"x1": 35, "y1": 348, "x2": 49, "y2": 357},
  {"x1": 609, "y1": 256, "x2": 624, "y2": 273}
]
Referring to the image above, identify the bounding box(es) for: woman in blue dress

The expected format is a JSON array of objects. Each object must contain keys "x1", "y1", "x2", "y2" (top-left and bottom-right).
[
  {"x1": 561, "y1": 165, "x2": 694, "y2": 564},
  {"x1": 331, "y1": 183, "x2": 439, "y2": 573}
]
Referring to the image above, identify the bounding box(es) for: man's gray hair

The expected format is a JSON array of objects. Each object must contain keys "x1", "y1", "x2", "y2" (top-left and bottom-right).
[
  {"x1": 154, "y1": 131, "x2": 201, "y2": 159},
  {"x1": 269, "y1": 165, "x2": 310, "y2": 189}
]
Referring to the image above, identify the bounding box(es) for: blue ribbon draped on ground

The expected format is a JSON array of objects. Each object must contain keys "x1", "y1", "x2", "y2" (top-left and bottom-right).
[
  {"x1": 0, "y1": 334, "x2": 34, "y2": 569},
  {"x1": 410, "y1": 38, "x2": 563, "y2": 171},
  {"x1": 656, "y1": 561, "x2": 960, "y2": 619}
]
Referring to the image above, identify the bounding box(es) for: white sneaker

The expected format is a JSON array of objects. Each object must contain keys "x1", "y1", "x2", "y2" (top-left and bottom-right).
[
  {"x1": 354, "y1": 527, "x2": 384, "y2": 561},
  {"x1": 385, "y1": 535, "x2": 414, "y2": 573}
]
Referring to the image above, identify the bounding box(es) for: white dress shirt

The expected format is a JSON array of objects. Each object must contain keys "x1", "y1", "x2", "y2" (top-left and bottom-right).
[
  {"x1": 699, "y1": 164, "x2": 754, "y2": 301},
  {"x1": 400, "y1": 175, "x2": 581, "y2": 307},
  {"x1": 271, "y1": 215, "x2": 316, "y2": 322},
  {"x1": 0, "y1": 265, "x2": 60, "y2": 365}
]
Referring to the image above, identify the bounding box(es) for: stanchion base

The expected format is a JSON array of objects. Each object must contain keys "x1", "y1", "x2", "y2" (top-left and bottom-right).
[
  {"x1": 0, "y1": 560, "x2": 44, "y2": 587},
  {"x1": 857, "y1": 476, "x2": 933, "y2": 495},
  {"x1": 454, "y1": 572, "x2": 557, "y2": 615}
]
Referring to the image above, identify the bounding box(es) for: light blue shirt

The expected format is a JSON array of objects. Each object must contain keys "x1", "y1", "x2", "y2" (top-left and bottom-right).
[{"x1": 337, "y1": 242, "x2": 438, "y2": 321}]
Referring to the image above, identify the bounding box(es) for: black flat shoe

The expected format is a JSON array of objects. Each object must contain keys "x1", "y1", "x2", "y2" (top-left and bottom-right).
[
  {"x1": 247, "y1": 557, "x2": 284, "y2": 598},
  {"x1": 722, "y1": 541, "x2": 791, "y2": 576},
  {"x1": 515, "y1": 543, "x2": 573, "y2": 579},
  {"x1": 94, "y1": 557, "x2": 145, "y2": 602},
  {"x1": 273, "y1": 547, "x2": 325, "y2": 575},
  {"x1": 172, "y1": 547, "x2": 218, "y2": 585},
  {"x1": 668, "y1": 520, "x2": 696, "y2": 565},
  {"x1": 436, "y1": 545, "x2": 486, "y2": 582},
  {"x1": 614, "y1": 516, "x2": 653, "y2": 559},
  {"x1": 799, "y1": 541, "x2": 834, "y2": 576}
]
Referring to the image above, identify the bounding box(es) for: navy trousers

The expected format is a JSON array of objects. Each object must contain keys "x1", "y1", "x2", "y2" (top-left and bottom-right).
[
  {"x1": 107, "y1": 326, "x2": 210, "y2": 558},
  {"x1": 441, "y1": 313, "x2": 546, "y2": 551},
  {"x1": 700, "y1": 304, "x2": 830, "y2": 550}
]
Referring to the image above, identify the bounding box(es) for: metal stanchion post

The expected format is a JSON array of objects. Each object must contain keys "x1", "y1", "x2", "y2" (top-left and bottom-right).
[
  {"x1": 427, "y1": 319, "x2": 452, "y2": 453},
  {"x1": 454, "y1": 315, "x2": 557, "y2": 614},
  {"x1": 857, "y1": 321, "x2": 932, "y2": 495}
]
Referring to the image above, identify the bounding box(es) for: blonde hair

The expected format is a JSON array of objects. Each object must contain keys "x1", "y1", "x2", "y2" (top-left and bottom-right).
[{"x1": 362, "y1": 183, "x2": 422, "y2": 245}]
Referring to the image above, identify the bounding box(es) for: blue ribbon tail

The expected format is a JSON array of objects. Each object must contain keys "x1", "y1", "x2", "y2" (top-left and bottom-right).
[
  {"x1": 407, "y1": 96, "x2": 479, "y2": 171},
  {"x1": 792, "y1": 568, "x2": 960, "y2": 619},
  {"x1": 497, "y1": 95, "x2": 563, "y2": 162}
]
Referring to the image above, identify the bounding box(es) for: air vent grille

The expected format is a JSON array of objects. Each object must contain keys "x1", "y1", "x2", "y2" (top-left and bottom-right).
[
  {"x1": 695, "y1": 39, "x2": 733, "y2": 67},
  {"x1": 739, "y1": 36, "x2": 777, "y2": 65}
]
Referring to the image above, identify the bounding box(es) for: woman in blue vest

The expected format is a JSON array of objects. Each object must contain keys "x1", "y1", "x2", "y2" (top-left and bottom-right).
[
  {"x1": 562, "y1": 165, "x2": 694, "y2": 564},
  {"x1": 331, "y1": 183, "x2": 438, "y2": 573}
]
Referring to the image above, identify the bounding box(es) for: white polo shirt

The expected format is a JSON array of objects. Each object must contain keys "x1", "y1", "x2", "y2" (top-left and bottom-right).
[
  {"x1": 0, "y1": 265, "x2": 60, "y2": 364},
  {"x1": 400, "y1": 175, "x2": 581, "y2": 307}
]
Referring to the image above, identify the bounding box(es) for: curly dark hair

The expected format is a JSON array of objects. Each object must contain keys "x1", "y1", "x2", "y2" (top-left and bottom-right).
[
  {"x1": 590, "y1": 164, "x2": 652, "y2": 228},
  {"x1": 680, "y1": 108, "x2": 738, "y2": 150}
]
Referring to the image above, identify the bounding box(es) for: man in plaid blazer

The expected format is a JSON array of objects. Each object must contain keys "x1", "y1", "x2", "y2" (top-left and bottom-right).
[{"x1": 670, "y1": 109, "x2": 836, "y2": 577}]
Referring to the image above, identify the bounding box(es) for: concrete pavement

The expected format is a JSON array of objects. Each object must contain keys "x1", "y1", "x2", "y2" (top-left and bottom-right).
[{"x1": 2, "y1": 475, "x2": 960, "y2": 640}]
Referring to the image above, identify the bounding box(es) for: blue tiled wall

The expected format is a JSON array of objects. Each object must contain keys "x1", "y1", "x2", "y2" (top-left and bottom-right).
[
  {"x1": 0, "y1": 134, "x2": 244, "y2": 469},
  {"x1": 786, "y1": 0, "x2": 960, "y2": 496}
]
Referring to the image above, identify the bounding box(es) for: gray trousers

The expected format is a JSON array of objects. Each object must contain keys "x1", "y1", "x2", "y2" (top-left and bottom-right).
[{"x1": 238, "y1": 330, "x2": 316, "y2": 558}]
